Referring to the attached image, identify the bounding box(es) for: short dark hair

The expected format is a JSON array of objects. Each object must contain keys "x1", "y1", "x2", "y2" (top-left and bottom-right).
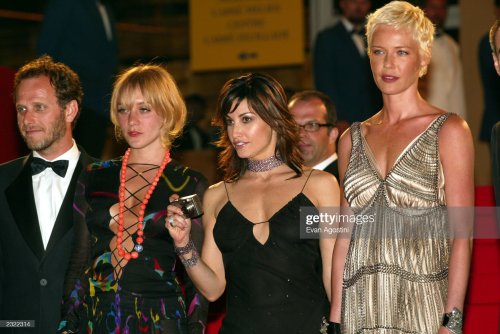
[
  {"x1": 489, "y1": 19, "x2": 500, "y2": 53},
  {"x1": 213, "y1": 73, "x2": 303, "y2": 182},
  {"x1": 14, "y1": 55, "x2": 83, "y2": 126},
  {"x1": 288, "y1": 90, "x2": 337, "y2": 126}
]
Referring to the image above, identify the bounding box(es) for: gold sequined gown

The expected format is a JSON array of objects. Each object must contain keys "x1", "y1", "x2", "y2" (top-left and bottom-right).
[{"x1": 341, "y1": 114, "x2": 451, "y2": 334}]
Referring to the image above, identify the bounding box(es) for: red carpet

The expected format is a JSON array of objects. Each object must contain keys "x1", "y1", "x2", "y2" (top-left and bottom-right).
[
  {"x1": 464, "y1": 186, "x2": 500, "y2": 333},
  {"x1": 206, "y1": 186, "x2": 500, "y2": 333}
]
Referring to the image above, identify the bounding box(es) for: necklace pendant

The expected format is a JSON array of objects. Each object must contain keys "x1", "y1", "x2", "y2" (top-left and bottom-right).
[{"x1": 134, "y1": 244, "x2": 143, "y2": 252}]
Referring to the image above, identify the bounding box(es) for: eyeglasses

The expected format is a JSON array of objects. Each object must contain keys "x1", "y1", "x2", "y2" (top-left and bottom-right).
[{"x1": 297, "y1": 122, "x2": 334, "y2": 132}]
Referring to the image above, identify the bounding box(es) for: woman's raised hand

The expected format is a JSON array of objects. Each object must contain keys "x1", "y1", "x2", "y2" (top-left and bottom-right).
[{"x1": 165, "y1": 194, "x2": 192, "y2": 247}]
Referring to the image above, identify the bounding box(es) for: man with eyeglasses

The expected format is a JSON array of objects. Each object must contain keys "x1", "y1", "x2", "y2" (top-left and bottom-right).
[{"x1": 289, "y1": 90, "x2": 339, "y2": 180}]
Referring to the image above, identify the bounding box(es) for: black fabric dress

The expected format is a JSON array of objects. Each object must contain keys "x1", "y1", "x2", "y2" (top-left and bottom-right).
[
  {"x1": 58, "y1": 158, "x2": 208, "y2": 334},
  {"x1": 213, "y1": 179, "x2": 329, "y2": 334}
]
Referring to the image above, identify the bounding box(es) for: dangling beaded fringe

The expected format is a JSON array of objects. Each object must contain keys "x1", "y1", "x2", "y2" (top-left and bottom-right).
[
  {"x1": 116, "y1": 148, "x2": 170, "y2": 261},
  {"x1": 247, "y1": 155, "x2": 284, "y2": 172}
]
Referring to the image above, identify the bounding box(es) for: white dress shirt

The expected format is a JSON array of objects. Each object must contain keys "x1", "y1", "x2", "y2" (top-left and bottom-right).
[
  {"x1": 341, "y1": 18, "x2": 366, "y2": 57},
  {"x1": 423, "y1": 33, "x2": 467, "y2": 119},
  {"x1": 32, "y1": 141, "x2": 80, "y2": 248},
  {"x1": 313, "y1": 153, "x2": 338, "y2": 171},
  {"x1": 96, "y1": 0, "x2": 113, "y2": 41}
]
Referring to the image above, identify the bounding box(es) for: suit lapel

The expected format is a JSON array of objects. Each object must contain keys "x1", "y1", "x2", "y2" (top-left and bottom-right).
[
  {"x1": 45, "y1": 151, "x2": 94, "y2": 254},
  {"x1": 84, "y1": 0, "x2": 111, "y2": 43},
  {"x1": 5, "y1": 155, "x2": 45, "y2": 260},
  {"x1": 324, "y1": 161, "x2": 339, "y2": 178},
  {"x1": 340, "y1": 24, "x2": 365, "y2": 61},
  {"x1": 44, "y1": 158, "x2": 83, "y2": 253}
]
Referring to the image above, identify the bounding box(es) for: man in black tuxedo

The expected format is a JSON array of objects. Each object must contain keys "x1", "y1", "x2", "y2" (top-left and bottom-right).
[
  {"x1": 313, "y1": 0, "x2": 382, "y2": 135},
  {"x1": 289, "y1": 90, "x2": 339, "y2": 180},
  {"x1": 0, "y1": 56, "x2": 94, "y2": 333},
  {"x1": 479, "y1": 2, "x2": 500, "y2": 144}
]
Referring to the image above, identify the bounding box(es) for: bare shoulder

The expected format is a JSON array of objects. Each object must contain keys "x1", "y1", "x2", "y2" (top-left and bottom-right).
[
  {"x1": 439, "y1": 113, "x2": 473, "y2": 145},
  {"x1": 338, "y1": 127, "x2": 353, "y2": 154},
  {"x1": 303, "y1": 168, "x2": 340, "y2": 207},
  {"x1": 307, "y1": 168, "x2": 339, "y2": 188},
  {"x1": 438, "y1": 114, "x2": 474, "y2": 163},
  {"x1": 340, "y1": 125, "x2": 353, "y2": 137},
  {"x1": 440, "y1": 113, "x2": 471, "y2": 132},
  {"x1": 203, "y1": 181, "x2": 229, "y2": 218}
]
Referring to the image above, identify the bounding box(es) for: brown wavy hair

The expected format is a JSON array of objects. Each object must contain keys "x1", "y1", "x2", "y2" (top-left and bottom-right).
[{"x1": 213, "y1": 73, "x2": 303, "y2": 182}]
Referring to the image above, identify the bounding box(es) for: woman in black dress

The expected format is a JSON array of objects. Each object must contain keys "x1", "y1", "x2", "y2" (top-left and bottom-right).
[{"x1": 167, "y1": 73, "x2": 340, "y2": 333}]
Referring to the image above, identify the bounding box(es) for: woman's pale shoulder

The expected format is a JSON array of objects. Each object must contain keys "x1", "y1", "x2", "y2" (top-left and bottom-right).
[
  {"x1": 204, "y1": 181, "x2": 227, "y2": 201},
  {"x1": 440, "y1": 113, "x2": 471, "y2": 136},
  {"x1": 303, "y1": 169, "x2": 340, "y2": 205},
  {"x1": 339, "y1": 126, "x2": 353, "y2": 140},
  {"x1": 203, "y1": 181, "x2": 229, "y2": 217},
  {"x1": 338, "y1": 127, "x2": 354, "y2": 153},
  {"x1": 207, "y1": 180, "x2": 225, "y2": 191},
  {"x1": 307, "y1": 168, "x2": 339, "y2": 188}
]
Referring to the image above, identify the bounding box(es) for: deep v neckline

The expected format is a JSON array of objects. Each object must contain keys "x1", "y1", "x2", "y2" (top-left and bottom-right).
[
  {"x1": 227, "y1": 192, "x2": 304, "y2": 226},
  {"x1": 359, "y1": 115, "x2": 443, "y2": 180},
  {"x1": 225, "y1": 192, "x2": 311, "y2": 246}
]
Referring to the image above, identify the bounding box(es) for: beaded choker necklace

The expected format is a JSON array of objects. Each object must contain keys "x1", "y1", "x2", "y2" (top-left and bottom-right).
[
  {"x1": 116, "y1": 148, "x2": 170, "y2": 260},
  {"x1": 247, "y1": 155, "x2": 284, "y2": 172}
]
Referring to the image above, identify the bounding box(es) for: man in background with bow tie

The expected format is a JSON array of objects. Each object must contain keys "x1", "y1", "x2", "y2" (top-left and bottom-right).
[
  {"x1": 0, "y1": 55, "x2": 94, "y2": 333},
  {"x1": 313, "y1": 0, "x2": 382, "y2": 136},
  {"x1": 419, "y1": 0, "x2": 467, "y2": 119}
]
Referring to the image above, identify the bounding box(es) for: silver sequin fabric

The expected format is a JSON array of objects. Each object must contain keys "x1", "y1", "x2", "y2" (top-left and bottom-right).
[{"x1": 341, "y1": 114, "x2": 452, "y2": 334}]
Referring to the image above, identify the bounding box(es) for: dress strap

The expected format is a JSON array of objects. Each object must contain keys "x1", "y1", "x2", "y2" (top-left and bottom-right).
[
  {"x1": 350, "y1": 122, "x2": 362, "y2": 150},
  {"x1": 223, "y1": 181, "x2": 230, "y2": 201},
  {"x1": 301, "y1": 169, "x2": 315, "y2": 193},
  {"x1": 431, "y1": 112, "x2": 452, "y2": 132}
]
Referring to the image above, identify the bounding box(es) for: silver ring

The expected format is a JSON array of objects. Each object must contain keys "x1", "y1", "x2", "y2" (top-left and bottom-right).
[{"x1": 168, "y1": 216, "x2": 175, "y2": 227}]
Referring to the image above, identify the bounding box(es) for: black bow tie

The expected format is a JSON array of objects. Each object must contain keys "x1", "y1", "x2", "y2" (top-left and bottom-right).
[
  {"x1": 351, "y1": 28, "x2": 365, "y2": 36},
  {"x1": 31, "y1": 157, "x2": 69, "y2": 177}
]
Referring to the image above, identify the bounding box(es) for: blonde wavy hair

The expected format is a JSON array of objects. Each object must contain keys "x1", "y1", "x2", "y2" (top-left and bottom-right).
[
  {"x1": 366, "y1": 1, "x2": 435, "y2": 77},
  {"x1": 110, "y1": 64, "x2": 186, "y2": 149}
]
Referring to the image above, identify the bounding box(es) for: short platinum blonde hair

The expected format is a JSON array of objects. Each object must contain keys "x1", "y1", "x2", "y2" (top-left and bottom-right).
[
  {"x1": 489, "y1": 19, "x2": 500, "y2": 53},
  {"x1": 366, "y1": 1, "x2": 435, "y2": 76},
  {"x1": 110, "y1": 64, "x2": 186, "y2": 149}
]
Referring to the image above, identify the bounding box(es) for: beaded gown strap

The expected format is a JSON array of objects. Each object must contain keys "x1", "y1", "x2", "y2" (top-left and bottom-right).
[
  {"x1": 301, "y1": 169, "x2": 315, "y2": 193},
  {"x1": 350, "y1": 122, "x2": 362, "y2": 148},
  {"x1": 431, "y1": 112, "x2": 452, "y2": 133},
  {"x1": 346, "y1": 122, "x2": 363, "y2": 180}
]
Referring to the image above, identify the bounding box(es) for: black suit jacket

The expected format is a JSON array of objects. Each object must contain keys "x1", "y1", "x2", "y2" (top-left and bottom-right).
[
  {"x1": 0, "y1": 150, "x2": 94, "y2": 334},
  {"x1": 479, "y1": 34, "x2": 500, "y2": 142},
  {"x1": 313, "y1": 22, "x2": 382, "y2": 124},
  {"x1": 322, "y1": 160, "x2": 339, "y2": 182},
  {"x1": 37, "y1": 0, "x2": 118, "y2": 117}
]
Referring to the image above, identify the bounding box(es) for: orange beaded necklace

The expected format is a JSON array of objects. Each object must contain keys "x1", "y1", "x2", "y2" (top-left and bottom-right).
[{"x1": 116, "y1": 148, "x2": 171, "y2": 260}]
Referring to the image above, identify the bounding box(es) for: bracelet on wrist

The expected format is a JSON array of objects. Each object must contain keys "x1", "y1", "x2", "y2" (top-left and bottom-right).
[
  {"x1": 179, "y1": 248, "x2": 199, "y2": 268},
  {"x1": 320, "y1": 317, "x2": 341, "y2": 334},
  {"x1": 442, "y1": 307, "x2": 463, "y2": 334},
  {"x1": 174, "y1": 239, "x2": 195, "y2": 256}
]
